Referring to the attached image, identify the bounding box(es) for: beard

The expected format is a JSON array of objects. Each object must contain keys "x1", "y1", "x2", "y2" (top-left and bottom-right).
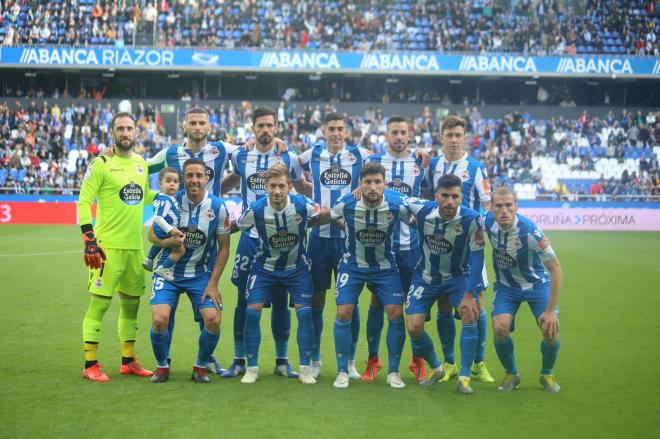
[
  {"x1": 258, "y1": 134, "x2": 273, "y2": 146},
  {"x1": 114, "y1": 138, "x2": 134, "y2": 151}
]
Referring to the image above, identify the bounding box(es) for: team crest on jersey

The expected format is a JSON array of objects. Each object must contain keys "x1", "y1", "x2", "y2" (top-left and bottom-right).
[
  {"x1": 207, "y1": 209, "x2": 215, "y2": 221},
  {"x1": 411, "y1": 164, "x2": 421, "y2": 176},
  {"x1": 386, "y1": 211, "x2": 394, "y2": 222},
  {"x1": 461, "y1": 170, "x2": 470, "y2": 181},
  {"x1": 293, "y1": 213, "x2": 303, "y2": 224},
  {"x1": 136, "y1": 164, "x2": 144, "y2": 176},
  {"x1": 344, "y1": 152, "x2": 357, "y2": 164},
  {"x1": 95, "y1": 279, "x2": 103, "y2": 289},
  {"x1": 512, "y1": 237, "x2": 523, "y2": 249},
  {"x1": 84, "y1": 166, "x2": 92, "y2": 180},
  {"x1": 210, "y1": 147, "x2": 219, "y2": 157},
  {"x1": 119, "y1": 181, "x2": 144, "y2": 205},
  {"x1": 475, "y1": 229, "x2": 485, "y2": 247},
  {"x1": 454, "y1": 223, "x2": 463, "y2": 235}
]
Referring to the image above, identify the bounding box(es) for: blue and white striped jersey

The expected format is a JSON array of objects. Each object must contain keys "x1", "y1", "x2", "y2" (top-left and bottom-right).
[
  {"x1": 367, "y1": 152, "x2": 426, "y2": 252},
  {"x1": 147, "y1": 140, "x2": 238, "y2": 196},
  {"x1": 153, "y1": 193, "x2": 180, "y2": 233},
  {"x1": 231, "y1": 147, "x2": 303, "y2": 238},
  {"x1": 428, "y1": 153, "x2": 491, "y2": 211},
  {"x1": 237, "y1": 194, "x2": 318, "y2": 272},
  {"x1": 331, "y1": 189, "x2": 410, "y2": 272},
  {"x1": 299, "y1": 144, "x2": 371, "y2": 238},
  {"x1": 160, "y1": 190, "x2": 231, "y2": 280},
  {"x1": 483, "y1": 212, "x2": 556, "y2": 290},
  {"x1": 406, "y1": 200, "x2": 484, "y2": 284}
]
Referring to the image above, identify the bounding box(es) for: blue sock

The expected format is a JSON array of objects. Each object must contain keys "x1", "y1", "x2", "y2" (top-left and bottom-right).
[
  {"x1": 541, "y1": 339, "x2": 560, "y2": 375},
  {"x1": 386, "y1": 318, "x2": 406, "y2": 373},
  {"x1": 271, "y1": 289, "x2": 290, "y2": 359},
  {"x1": 295, "y1": 307, "x2": 313, "y2": 366},
  {"x1": 410, "y1": 332, "x2": 441, "y2": 369},
  {"x1": 437, "y1": 312, "x2": 456, "y2": 364},
  {"x1": 334, "y1": 317, "x2": 352, "y2": 373},
  {"x1": 165, "y1": 306, "x2": 176, "y2": 360},
  {"x1": 244, "y1": 308, "x2": 262, "y2": 367},
  {"x1": 366, "y1": 304, "x2": 384, "y2": 358},
  {"x1": 494, "y1": 336, "x2": 518, "y2": 375},
  {"x1": 350, "y1": 305, "x2": 360, "y2": 361},
  {"x1": 311, "y1": 306, "x2": 324, "y2": 362},
  {"x1": 147, "y1": 245, "x2": 160, "y2": 261},
  {"x1": 459, "y1": 322, "x2": 478, "y2": 377},
  {"x1": 161, "y1": 256, "x2": 176, "y2": 269},
  {"x1": 475, "y1": 309, "x2": 487, "y2": 363},
  {"x1": 233, "y1": 287, "x2": 247, "y2": 359},
  {"x1": 150, "y1": 327, "x2": 170, "y2": 368},
  {"x1": 195, "y1": 327, "x2": 220, "y2": 367}
]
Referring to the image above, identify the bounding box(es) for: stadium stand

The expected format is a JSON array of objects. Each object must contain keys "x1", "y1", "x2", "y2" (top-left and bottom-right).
[
  {"x1": 0, "y1": 0, "x2": 657, "y2": 56},
  {"x1": 1, "y1": 100, "x2": 657, "y2": 200}
]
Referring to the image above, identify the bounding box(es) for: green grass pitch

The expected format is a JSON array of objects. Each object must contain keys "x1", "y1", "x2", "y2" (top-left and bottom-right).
[{"x1": 0, "y1": 225, "x2": 659, "y2": 438}]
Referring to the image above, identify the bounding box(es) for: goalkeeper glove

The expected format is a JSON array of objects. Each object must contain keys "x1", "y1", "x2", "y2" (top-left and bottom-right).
[{"x1": 81, "y1": 224, "x2": 106, "y2": 269}]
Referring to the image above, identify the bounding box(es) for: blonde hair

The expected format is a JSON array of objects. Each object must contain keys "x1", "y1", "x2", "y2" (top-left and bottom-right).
[
  {"x1": 265, "y1": 163, "x2": 291, "y2": 183},
  {"x1": 492, "y1": 186, "x2": 518, "y2": 202}
]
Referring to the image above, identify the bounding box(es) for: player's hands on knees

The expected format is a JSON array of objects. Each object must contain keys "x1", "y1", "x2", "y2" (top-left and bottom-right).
[
  {"x1": 538, "y1": 309, "x2": 559, "y2": 341},
  {"x1": 459, "y1": 293, "x2": 479, "y2": 323},
  {"x1": 82, "y1": 230, "x2": 106, "y2": 269},
  {"x1": 202, "y1": 285, "x2": 223, "y2": 311}
]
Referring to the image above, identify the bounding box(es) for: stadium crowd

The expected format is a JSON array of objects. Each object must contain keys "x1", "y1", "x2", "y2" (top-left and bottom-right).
[
  {"x1": 0, "y1": 0, "x2": 658, "y2": 56},
  {"x1": 0, "y1": 99, "x2": 658, "y2": 199}
]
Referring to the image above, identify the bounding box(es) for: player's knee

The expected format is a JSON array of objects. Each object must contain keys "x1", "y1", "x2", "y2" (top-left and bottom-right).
[
  {"x1": 204, "y1": 311, "x2": 221, "y2": 331},
  {"x1": 460, "y1": 309, "x2": 476, "y2": 324},
  {"x1": 336, "y1": 308, "x2": 353, "y2": 321},
  {"x1": 406, "y1": 320, "x2": 424, "y2": 338},
  {"x1": 152, "y1": 313, "x2": 170, "y2": 331},
  {"x1": 385, "y1": 306, "x2": 403, "y2": 321},
  {"x1": 492, "y1": 320, "x2": 510, "y2": 340}
]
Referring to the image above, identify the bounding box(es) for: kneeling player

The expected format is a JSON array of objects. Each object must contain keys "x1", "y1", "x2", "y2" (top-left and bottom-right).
[
  {"x1": 404, "y1": 174, "x2": 485, "y2": 394},
  {"x1": 148, "y1": 159, "x2": 231, "y2": 383},
  {"x1": 485, "y1": 186, "x2": 562, "y2": 393},
  {"x1": 236, "y1": 164, "x2": 330, "y2": 384}
]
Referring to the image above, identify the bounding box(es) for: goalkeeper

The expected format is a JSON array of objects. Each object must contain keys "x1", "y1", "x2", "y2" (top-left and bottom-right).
[{"x1": 78, "y1": 112, "x2": 156, "y2": 382}]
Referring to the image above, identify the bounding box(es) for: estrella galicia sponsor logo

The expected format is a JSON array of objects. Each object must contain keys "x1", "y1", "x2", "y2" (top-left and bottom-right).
[
  {"x1": 360, "y1": 53, "x2": 440, "y2": 71},
  {"x1": 495, "y1": 248, "x2": 517, "y2": 268},
  {"x1": 387, "y1": 179, "x2": 412, "y2": 196},
  {"x1": 260, "y1": 52, "x2": 340, "y2": 69},
  {"x1": 424, "y1": 234, "x2": 453, "y2": 254},
  {"x1": 119, "y1": 181, "x2": 143, "y2": 205},
  {"x1": 182, "y1": 225, "x2": 207, "y2": 249},
  {"x1": 556, "y1": 57, "x2": 633, "y2": 74},
  {"x1": 268, "y1": 230, "x2": 299, "y2": 250},
  {"x1": 356, "y1": 226, "x2": 386, "y2": 246},
  {"x1": 247, "y1": 170, "x2": 267, "y2": 193},
  {"x1": 459, "y1": 55, "x2": 537, "y2": 72},
  {"x1": 320, "y1": 165, "x2": 351, "y2": 190},
  {"x1": 206, "y1": 165, "x2": 215, "y2": 181}
]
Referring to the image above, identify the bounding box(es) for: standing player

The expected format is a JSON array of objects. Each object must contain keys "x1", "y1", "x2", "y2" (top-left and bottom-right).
[
  {"x1": 222, "y1": 107, "x2": 312, "y2": 378},
  {"x1": 78, "y1": 112, "x2": 154, "y2": 382},
  {"x1": 236, "y1": 164, "x2": 329, "y2": 384},
  {"x1": 404, "y1": 175, "x2": 485, "y2": 394},
  {"x1": 330, "y1": 163, "x2": 410, "y2": 389},
  {"x1": 298, "y1": 112, "x2": 373, "y2": 380},
  {"x1": 148, "y1": 159, "x2": 231, "y2": 383},
  {"x1": 427, "y1": 115, "x2": 494, "y2": 383},
  {"x1": 361, "y1": 115, "x2": 428, "y2": 382},
  {"x1": 484, "y1": 187, "x2": 562, "y2": 393}
]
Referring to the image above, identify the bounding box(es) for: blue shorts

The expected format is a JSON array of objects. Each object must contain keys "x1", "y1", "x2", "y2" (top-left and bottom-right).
[
  {"x1": 150, "y1": 274, "x2": 215, "y2": 322},
  {"x1": 473, "y1": 263, "x2": 489, "y2": 294},
  {"x1": 405, "y1": 275, "x2": 468, "y2": 315},
  {"x1": 231, "y1": 232, "x2": 259, "y2": 288},
  {"x1": 396, "y1": 248, "x2": 420, "y2": 294},
  {"x1": 246, "y1": 265, "x2": 313, "y2": 307},
  {"x1": 308, "y1": 235, "x2": 344, "y2": 293},
  {"x1": 335, "y1": 264, "x2": 404, "y2": 306},
  {"x1": 492, "y1": 282, "x2": 557, "y2": 320},
  {"x1": 153, "y1": 222, "x2": 171, "y2": 239}
]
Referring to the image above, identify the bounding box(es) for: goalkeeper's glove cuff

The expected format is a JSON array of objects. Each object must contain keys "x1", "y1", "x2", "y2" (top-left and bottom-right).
[{"x1": 81, "y1": 224, "x2": 94, "y2": 235}]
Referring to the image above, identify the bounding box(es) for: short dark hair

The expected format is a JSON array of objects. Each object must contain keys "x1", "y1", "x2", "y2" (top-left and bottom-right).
[
  {"x1": 110, "y1": 112, "x2": 135, "y2": 129},
  {"x1": 441, "y1": 115, "x2": 466, "y2": 134},
  {"x1": 252, "y1": 107, "x2": 276, "y2": 124},
  {"x1": 359, "y1": 162, "x2": 386, "y2": 180},
  {"x1": 323, "y1": 112, "x2": 345, "y2": 125},
  {"x1": 386, "y1": 115, "x2": 408, "y2": 128},
  {"x1": 158, "y1": 166, "x2": 179, "y2": 182},
  {"x1": 186, "y1": 107, "x2": 209, "y2": 119},
  {"x1": 436, "y1": 174, "x2": 462, "y2": 191},
  {"x1": 182, "y1": 158, "x2": 206, "y2": 173}
]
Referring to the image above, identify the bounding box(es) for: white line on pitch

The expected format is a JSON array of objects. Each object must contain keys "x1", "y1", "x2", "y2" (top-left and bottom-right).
[{"x1": 0, "y1": 250, "x2": 81, "y2": 257}]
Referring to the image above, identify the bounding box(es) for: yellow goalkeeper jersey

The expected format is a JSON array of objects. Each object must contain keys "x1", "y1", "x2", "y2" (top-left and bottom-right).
[{"x1": 77, "y1": 153, "x2": 155, "y2": 250}]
